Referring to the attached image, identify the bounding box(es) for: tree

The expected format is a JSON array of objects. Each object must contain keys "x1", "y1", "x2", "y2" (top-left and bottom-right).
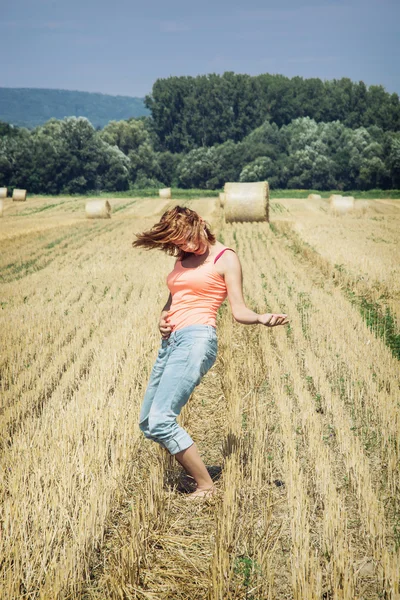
[
  {"x1": 99, "y1": 118, "x2": 150, "y2": 155},
  {"x1": 385, "y1": 134, "x2": 400, "y2": 187},
  {"x1": 240, "y1": 157, "x2": 280, "y2": 188},
  {"x1": 176, "y1": 147, "x2": 220, "y2": 189},
  {"x1": 357, "y1": 157, "x2": 389, "y2": 189},
  {"x1": 0, "y1": 128, "x2": 33, "y2": 190},
  {"x1": 100, "y1": 144, "x2": 130, "y2": 191},
  {"x1": 156, "y1": 151, "x2": 182, "y2": 186}
]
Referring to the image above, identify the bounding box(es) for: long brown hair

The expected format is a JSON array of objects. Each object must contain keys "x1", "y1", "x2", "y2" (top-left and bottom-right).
[{"x1": 132, "y1": 206, "x2": 216, "y2": 258}]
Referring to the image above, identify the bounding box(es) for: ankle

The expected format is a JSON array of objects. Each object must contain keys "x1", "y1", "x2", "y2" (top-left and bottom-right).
[{"x1": 196, "y1": 484, "x2": 215, "y2": 491}]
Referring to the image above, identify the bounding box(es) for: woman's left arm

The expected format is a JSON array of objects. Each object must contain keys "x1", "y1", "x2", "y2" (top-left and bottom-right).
[{"x1": 222, "y1": 251, "x2": 289, "y2": 327}]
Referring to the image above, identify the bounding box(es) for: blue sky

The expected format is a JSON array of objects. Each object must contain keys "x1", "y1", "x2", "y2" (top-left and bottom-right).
[{"x1": 2, "y1": 0, "x2": 399, "y2": 97}]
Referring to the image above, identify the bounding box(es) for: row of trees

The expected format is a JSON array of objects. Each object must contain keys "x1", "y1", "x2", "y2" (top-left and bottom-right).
[
  {"x1": 1, "y1": 115, "x2": 399, "y2": 192},
  {"x1": 178, "y1": 119, "x2": 400, "y2": 190},
  {"x1": 146, "y1": 73, "x2": 400, "y2": 152},
  {"x1": 0, "y1": 119, "x2": 131, "y2": 194},
  {"x1": 1, "y1": 72, "x2": 400, "y2": 193}
]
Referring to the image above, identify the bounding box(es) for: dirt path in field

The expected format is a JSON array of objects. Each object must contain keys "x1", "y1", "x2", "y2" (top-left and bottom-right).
[{"x1": 82, "y1": 307, "x2": 293, "y2": 600}]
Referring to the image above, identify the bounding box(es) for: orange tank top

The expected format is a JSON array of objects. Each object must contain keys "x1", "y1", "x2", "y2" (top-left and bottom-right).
[{"x1": 166, "y1": 248, "x2": 234, "y2": 331}]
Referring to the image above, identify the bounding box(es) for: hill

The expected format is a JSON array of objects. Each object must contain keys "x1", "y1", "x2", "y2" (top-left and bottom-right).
[{"x1": 0, "y1": 87, "x2": 149, "y2": 129}]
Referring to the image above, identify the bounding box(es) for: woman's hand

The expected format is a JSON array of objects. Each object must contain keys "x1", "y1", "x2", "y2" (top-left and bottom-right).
[
  {"x1": 159, "y1": 316, "x2": 172, "y2": 339},
  {"x1": 258, "y1": 313, "x2": 289, "y2": 327},
  {"x1": 159, "y1": 296, "x2": 173, "y2": 339}
]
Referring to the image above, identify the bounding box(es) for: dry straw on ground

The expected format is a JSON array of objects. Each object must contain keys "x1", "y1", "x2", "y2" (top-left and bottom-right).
[
  {"x1": 329, "y1": 195, "x2": 355, "y2": 214},
  {"x1": 12, "y1": 189, "x2": 27, "y2": 201},
  {"x1": 308, "y1": 193, "x2": 322, "y2": 200},
  {"x1": 85, "y1": 199, "x2": 112, "y2": 219},
  {"x1": 219, "y1": 192, "x2": 226, "y2": 208},
  {"x1": 273, "y1": 196, "x2": 400, "y2": 324},
  {"x1": 0, "y1": 194, "x2": 399, "y2": 600},
  {"x1": 0, "y1": 199, "x2": 3, "y2": 217},
  {"x1": 0, "y1": 187, "x2": 7, "y2": 199},
  {"x1": 224, "y1": 181, "x2": 269, "y2": 222},
  {"x1": 159, "y1": 187, "x2": 172, "y2": 199},
  {"x1": 354, "y1": 199, "x2": 369, "y2": 214}
]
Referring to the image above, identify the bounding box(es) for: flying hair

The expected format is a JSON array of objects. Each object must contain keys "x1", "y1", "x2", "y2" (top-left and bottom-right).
[{"x1": 132, "y1": 205, "x2": 216, "y2": 258}]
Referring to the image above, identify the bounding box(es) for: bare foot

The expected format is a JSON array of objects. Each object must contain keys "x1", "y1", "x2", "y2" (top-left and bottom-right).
[{"x1": 186, "y1": 486, "x2": 216, "y2": 499}]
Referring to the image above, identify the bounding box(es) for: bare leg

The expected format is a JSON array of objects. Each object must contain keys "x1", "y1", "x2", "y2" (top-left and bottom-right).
[{"x1": 174, "y1": 444, "x2": 216, "y2": 497}]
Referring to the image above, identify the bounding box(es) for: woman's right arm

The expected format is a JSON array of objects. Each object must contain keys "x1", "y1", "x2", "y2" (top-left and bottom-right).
[
  {"x1": 159, "y1": 293, "x2": 172, "y2": 338},
  {"x1": 222, "y1": 251, "x2": 289, "y2": 327}
]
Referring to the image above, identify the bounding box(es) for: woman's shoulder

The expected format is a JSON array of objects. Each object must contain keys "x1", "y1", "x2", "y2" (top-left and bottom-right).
[
  {"x1": 209, "y1": 242, "x2": 234, "y2": 259},
  {"x1": 212, "y1": 244, "x2": 239, "y2": 276}
]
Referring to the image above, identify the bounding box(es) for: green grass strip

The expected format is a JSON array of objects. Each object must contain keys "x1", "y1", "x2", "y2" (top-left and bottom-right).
[
  {"x1": 345, "y1": 291, "x2": 400, "y2": 360},
  {"x1": 270, "y1": 189, "x2": 400, "y2": 199},
  {"x1": 270, "y1": 222, "x2": 400, "y2": 360},
  {"x1": 29, "y1": 188, "x2": 400, "y2": 201}
]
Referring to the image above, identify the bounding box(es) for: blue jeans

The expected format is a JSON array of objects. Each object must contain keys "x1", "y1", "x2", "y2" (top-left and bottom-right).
[{"x1": 139, "y1": 325, "x2": 218, "y2": 455}]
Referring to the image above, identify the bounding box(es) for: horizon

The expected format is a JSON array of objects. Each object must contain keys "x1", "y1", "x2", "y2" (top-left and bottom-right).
[
  {"x1": 2, "y1": 0, "x2": 400, "y2": 97},
  {"x1": 1, "y1": 68, "x2": 399, "y2": 100}
]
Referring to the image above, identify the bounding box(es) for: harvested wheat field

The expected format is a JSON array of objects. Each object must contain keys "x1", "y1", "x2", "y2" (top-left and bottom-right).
[{"x1": 0, "y1": 195, "x2": 399, "y2": 600}]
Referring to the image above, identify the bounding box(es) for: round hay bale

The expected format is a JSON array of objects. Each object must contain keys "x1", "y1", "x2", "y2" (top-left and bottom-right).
[
  {"x1": 159, "y1": 187, "x2": 171, "y2": 199},
  {"x1": 85, "y1": 199, "x2": 112, "y2": 219},
  {"x1": 224, "y1": 181, "x2": 269, "y2": 223},
  {"x1": 219, "y1": 192, "x2": 226, "y2": 208},
  {"x1": 0, "y1": 199, "x2": 3, "y2": 217},
  {"x1": 0, "y1": 187, "x2": 7, "y2": 199},
  {"x1": 308, "y1": 193, "x2": 321, "y2": 200},
  {"x1": 12, "y1": 189, "x2": 27, "y2": 202},
  {"x1": 329, "y1": 195, "x2": 355, "y2": 215}
]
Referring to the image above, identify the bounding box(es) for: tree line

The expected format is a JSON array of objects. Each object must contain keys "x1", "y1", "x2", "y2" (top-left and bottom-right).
[
  {"x1": 0, "y1": 73, "x2": 400, "y2": 193},
  {"x1": 146, "y1": 73, "x2": 400, "y2": 151}
]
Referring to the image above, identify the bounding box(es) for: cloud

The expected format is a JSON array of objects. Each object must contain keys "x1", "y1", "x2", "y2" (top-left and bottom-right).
[{"x1": 159, "y1": 20, "x2": 190, "y2": 33}]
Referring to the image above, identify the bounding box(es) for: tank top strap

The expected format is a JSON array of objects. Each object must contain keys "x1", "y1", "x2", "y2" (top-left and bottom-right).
[{"x1": 213, "y1": 248, "x2": 235, "y2": 264}]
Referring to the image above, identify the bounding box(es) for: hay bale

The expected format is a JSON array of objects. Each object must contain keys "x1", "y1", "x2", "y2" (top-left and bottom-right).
[
  {"x1": 159, "y1": 187, "x2": 171, "y2": 199},
  {"x1": 0, "y1": 199, "x2": 3, "y2": 217},
  {"x1": 219, "y1": 192, "x2": 226, "y2": 208},
  {"x1": 224, "y1": 182, "x2": 269, "y2": 223},
  {"x1": 12, "y1": 189, "x2": 27, "y2": 202},
  {"x1": 329, "y1": 195, "x2": 355, "y2": 215},
  {"x1": 0, "y1": 187, "x2": 7, "y2": 199},
  {"x1": 308, "y1": 193, "x2": 321, "y2": 200},
  {"x1": 85, "y1": 199, "x2": 112, "y2": 219}
]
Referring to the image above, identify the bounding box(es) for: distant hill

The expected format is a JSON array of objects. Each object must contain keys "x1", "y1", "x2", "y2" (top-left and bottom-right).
[{"x1": 0, "y1": 87, "x2": 149, "y2": 129}]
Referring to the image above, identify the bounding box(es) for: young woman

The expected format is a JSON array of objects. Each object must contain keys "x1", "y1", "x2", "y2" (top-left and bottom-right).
[{"x1": 133, "y1": 206, "x2": 289, "y2": 498}]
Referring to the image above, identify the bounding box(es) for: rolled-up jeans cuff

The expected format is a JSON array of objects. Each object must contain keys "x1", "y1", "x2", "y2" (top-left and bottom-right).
[{"x1": 165, "y1": 432, "x2": 194, "y2": 455}]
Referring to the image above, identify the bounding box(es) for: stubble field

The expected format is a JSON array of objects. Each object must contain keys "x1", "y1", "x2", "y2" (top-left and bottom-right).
[{"x1": 0, "y1": 194, "x2": 399, "y2": 599}]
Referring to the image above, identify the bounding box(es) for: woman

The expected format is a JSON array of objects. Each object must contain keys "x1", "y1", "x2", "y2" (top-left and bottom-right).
[{"x1": 133, "y1": 206, "x2": 289, "y2": 498}]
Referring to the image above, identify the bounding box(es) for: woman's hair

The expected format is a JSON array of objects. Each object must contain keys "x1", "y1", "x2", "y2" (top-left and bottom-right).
[{"x1": 132, "y1": 205, "x2": 216, "y2": 258}]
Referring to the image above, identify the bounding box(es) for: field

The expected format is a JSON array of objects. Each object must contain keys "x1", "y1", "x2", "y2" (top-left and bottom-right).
[{"x1": 0, "y1": 194, "x2": 399, "y2": 599}]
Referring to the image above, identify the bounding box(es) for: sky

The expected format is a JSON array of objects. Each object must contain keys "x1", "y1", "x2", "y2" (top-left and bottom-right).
[{"x1": 1, "y1": 0, "x2": 399, "y2": 98}]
